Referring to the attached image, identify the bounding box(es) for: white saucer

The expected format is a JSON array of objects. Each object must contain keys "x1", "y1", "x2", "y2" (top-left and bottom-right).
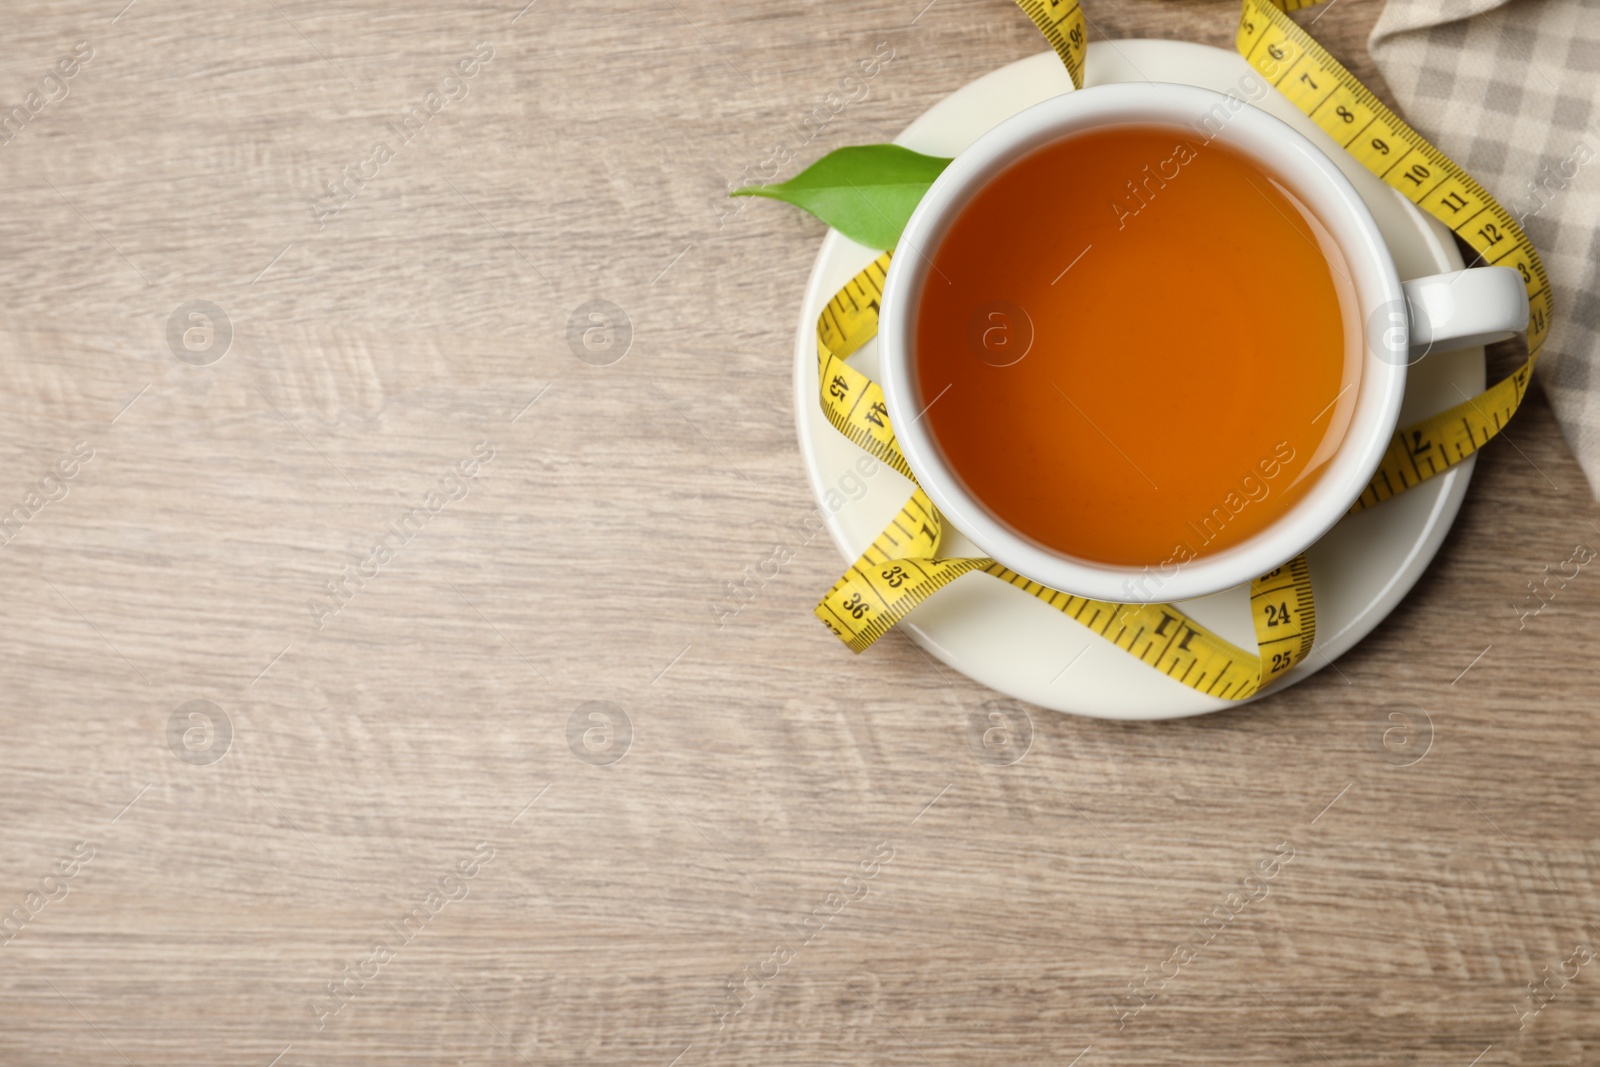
[{"x1": 792, "y1": 40, "x2": 1482, "y2": 720}]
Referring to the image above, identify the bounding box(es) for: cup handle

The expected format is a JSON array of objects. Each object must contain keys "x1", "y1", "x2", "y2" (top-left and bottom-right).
[{"x1": 1402, "y1": 266, "x2": 1529, "y2": 358}]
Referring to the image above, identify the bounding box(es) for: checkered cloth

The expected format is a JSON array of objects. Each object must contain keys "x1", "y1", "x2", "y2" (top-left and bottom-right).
[{"x1": 1369, "y1": 0, "x2": 1600, "y2": 493}]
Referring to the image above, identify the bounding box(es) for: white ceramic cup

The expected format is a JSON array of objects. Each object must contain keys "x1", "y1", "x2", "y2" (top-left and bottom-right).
[{"x1": 879, "y1": 82, "x2": 1528, "y2": 603}]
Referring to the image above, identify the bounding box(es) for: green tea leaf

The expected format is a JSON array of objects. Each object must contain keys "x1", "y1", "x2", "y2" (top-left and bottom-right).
[{"x1": 732, "y1": 144, "x2": 952, "y2": 251}]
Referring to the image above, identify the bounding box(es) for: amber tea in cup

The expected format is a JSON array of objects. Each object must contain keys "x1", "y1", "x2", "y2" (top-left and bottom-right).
[{"x1": 913, "y1": 123, "x2": 1359, "y2": 569}]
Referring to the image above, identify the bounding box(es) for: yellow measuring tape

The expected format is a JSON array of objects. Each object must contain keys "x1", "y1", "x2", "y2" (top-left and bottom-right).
[
  {"x1": 1235, "y1": 0, "x2": 1548, "y2": 509},
  {"x1": 813, "y1": 0, "x2": 1547, "y2": 700}
]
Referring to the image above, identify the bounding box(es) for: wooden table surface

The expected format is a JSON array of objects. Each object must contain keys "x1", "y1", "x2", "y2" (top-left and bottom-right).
[{"x1": 2, "y1": 0, "x2": 1596, "y2": 1063}]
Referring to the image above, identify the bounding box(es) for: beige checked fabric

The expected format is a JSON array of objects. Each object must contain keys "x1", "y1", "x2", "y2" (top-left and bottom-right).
[{"x1": 1368, "y1": 0, "x2": 1600, "y2": 494}]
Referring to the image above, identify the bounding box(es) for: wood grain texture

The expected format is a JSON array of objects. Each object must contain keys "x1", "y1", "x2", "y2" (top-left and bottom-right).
[{"x1": 0, "y1": 0, "x2": 1596, "y2": 1063}]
